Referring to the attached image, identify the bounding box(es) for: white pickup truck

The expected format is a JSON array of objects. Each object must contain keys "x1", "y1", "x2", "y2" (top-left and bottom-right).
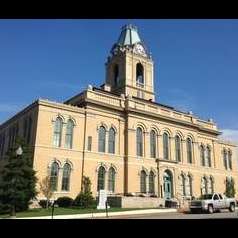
[{"x1": 190, "y1": 193, "x2": 236, "y2": 214}]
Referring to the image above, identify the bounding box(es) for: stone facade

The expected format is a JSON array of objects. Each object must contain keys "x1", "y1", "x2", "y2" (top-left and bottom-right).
[{"x1": 0, "y1": 24, "x2": 237, "y2": 206}]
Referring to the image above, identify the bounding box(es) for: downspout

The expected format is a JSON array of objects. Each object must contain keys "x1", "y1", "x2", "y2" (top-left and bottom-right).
[{"x1": 81, "y1": 107, "x2": 87, "y2": 192}]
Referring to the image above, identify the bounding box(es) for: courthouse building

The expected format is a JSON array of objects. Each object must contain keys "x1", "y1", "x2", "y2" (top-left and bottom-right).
[{"x1": 0, "y1": 24, "x2": 237, "y2": 204}]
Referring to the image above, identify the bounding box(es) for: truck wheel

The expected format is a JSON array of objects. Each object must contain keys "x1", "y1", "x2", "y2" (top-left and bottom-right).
[
  {"x1": 208, "y1": 205, "x2": 213, "y2": 214},
  {"x1": 229, "y1": 203, "x2": 235, "y2": 212}
]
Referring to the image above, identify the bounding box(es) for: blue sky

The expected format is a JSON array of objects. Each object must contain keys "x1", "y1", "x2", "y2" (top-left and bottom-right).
[{"x1": 0, "y1": 19, "x2": 238, "y2": 141}]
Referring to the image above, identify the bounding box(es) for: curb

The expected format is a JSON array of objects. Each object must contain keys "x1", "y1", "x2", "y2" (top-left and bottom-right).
[{"x1": 16, "y1": 208, "x2": 178, "y2": 219}]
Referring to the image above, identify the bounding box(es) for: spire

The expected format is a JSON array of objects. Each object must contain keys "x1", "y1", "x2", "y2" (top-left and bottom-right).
[
  {"x1": 110, "y1": 24, "x2": 150, "y2": 58},
  {"x1": 117, "y1": 24, "x2": 141, "y2": 46}
]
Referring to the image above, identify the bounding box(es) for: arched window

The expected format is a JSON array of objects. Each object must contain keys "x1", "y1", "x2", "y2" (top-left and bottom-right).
[
  {"x1": 163, "y1": 133, "x2": 169, "y2": 160},
  {"x1": 150, "y1": 130, "x2": 156, "y2": 158},
  {"x1": 228, "y1": 150, "x2": 232, "y2": 170},
  {"x1": 175, "y1": 135, "x2": 181, "y2": 162},
  {"x1": 140, "y1": 170, "x2": 147, "y2": 193},
  {"x1": 208, "y1": 176, "x2": 214, "y2": 194},
  {"x1": 114, "y1": 64, "x2": 119, "y2": 87},
  {"x1": 136, "y1": 63, "x2": 144, "y2": 86},
  {"x1": 186, "y1": 138, "x2": 193, "y2": 164},
  {"x1": 149, "y1": 171, "x2": 155, "y2": 194},
  {"x1": 181, "y1": 174, "x2": 186, "y2": 196},
  {"x1": 206, "y1": 146, "x2": 211, "y2": 167},
  {"x1": 201, "y1": 177, "x2": 208, "y2": 195},
  {"x1": 61, "y1": 163, "x2": 71, "y2": 191},
  {"x1": 97, "y1": 166, "x2": 106, "y2": 191},
  {"x1": 53, "y1": 117, "x2": 63, "y2": 147},
  {"x1": 108, "y1": 167, "x2": 116, "y2": 193},
  {"x1": 188, "y1": 175, "x2": 193, "y2": 196},
  {"x1": 50, "y1": 162, "x2": 59, "y2": 191},
  {"x1": 108, "y1": 128, "x2": 116, "y2": 154},
  {"x1": 136, "y1": 127, "x2": 143, "y2": 157},
  {"x1": 200, "y1": 145, "x2": 205, "y2": 166},
  {"x1": 98, "y1": 126, "x2": 106, "y2": 153},
  {"x1": 65, "y1": 119, "x2": 74, "y2": 149},
  {"x1": 223, "y1": 150, "x2": 228, "y2": 170}
]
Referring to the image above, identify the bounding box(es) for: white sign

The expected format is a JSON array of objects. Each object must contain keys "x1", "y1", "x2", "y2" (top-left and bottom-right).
[{"x1": 97, "y1": 190, "x2": 110, "y2": 209}]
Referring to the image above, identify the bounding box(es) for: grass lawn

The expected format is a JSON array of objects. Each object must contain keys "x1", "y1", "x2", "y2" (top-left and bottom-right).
[{"x1": 0, "y1": 207, "x2": 156, "y2": 218}]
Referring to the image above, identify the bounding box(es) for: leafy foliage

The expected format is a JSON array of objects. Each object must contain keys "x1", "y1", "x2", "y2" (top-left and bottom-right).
[
  {"x1": 56, "y1": 197, "x2": 74, "y2": 207},
  {"x1": 0, "y1": 138, "x2": 38, "y2": 214},
  {"x1": 225, "y1": 178, "x2": 235, "y2": 198},
  {"x1": 73, "y1": 176, "x2": 96, "y2": 208},
  {"x1": 39, "y1": 176, "x2": 53, "y2": 209}
]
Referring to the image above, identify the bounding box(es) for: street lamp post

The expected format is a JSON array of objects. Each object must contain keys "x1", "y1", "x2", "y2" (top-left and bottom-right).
[
  {"x1": 155, "y1": 158, "x2": 160, "y2": 198},
  {"x1": 10, "y1": 145, "x2": 23, "y2": 218}
]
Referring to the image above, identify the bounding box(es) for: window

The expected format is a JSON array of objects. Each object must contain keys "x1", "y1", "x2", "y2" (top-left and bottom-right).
[
  {"x1": 200, "y1": 145, "x2": 205, "y2": 166},
  {"x1": 65, "y1": 119, "x2": 74, "y2": 149},
  {"x1": 228, "y1": 151, "x2": 232, "y2": 170},
  {"x1": 181, "y1": 174, "x2": 186, "y2": 196},
  {"x1": 188, "y1": 175, "x2": 193, "y2": 196},
  {"x1": 87, "y1": 136, "x2": 92, "y2": 151},
  {"x1": 136, "y1": 127, "x2": 143, "y2": 157},
  {"x1": 97, "y1": 166, "x2": 106, "y2": 191},
  {"x1": 136, "y1": 63, "x2": 144, "y2": 86},
  {"x1": 50, "y1": 162, "x2": 59, "y2": 191},
  {"x1": 201, "y1": 177, "x2": 208, "y2": 195},
  {"x1": 108, "y1": 167, "x2": 116, "y2": 193},
  {"x1": 213, "y1": 194, "x2": 219, "y2": 200},
  {"x1": 206, "y1": 146, "x2": 211, "y2": 167},
  {"x1": 175, "y1": 135, "x2": 181, "y2": 162},
  {"x1": 98, "y1": 126, "x2": 106, "y2": 153},
  {"x1": 150, "y1": 130, "x2": 156, "y2": 158},
  {"x1": 208, "y1": 177, "x2": 214, "y2": 194},
  {"x1": 53, "y1": 117, "x2": 63, "y2": 147},
  {"x1": 27, "y1": 117, "x2": 32, "y2": 144},
  {"x1": 149, "y1": 171, "x2": 155, "y2": 194},
  {"x1": 61, "y1": 163, "x2": 71, "y2": 191},
  {"x1": 223, "y1": 150, "x2": 228, "y2": 170},
  {"x1": 108, "y1": 128, "x2": 116, "y2": 154},
  {"x1": 140, "y1": 170, "x2": 147, "y2": 193},
  {"x1": 163, "y1": 133, "x2": 169, "y2": 160},
  {"x1": 114, "y1": 64, "x2": 119, "y2": 87},
  {"x1": 186, "y1": 138, "x2": 193, "y2": 164}
]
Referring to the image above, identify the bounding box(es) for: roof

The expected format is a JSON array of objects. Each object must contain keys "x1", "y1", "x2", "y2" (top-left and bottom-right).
[{"x1": 117, "y1": 24, "x2": 141, "y2": 46}]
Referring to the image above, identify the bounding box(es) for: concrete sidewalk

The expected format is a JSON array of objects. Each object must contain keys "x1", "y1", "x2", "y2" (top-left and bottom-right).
[{"x1": 16, "y1": 208, "x2": 178, "y2": 219}]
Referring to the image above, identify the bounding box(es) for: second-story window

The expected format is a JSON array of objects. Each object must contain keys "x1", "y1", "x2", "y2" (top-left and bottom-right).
[
  {"x1": 223, "y1": 149, "x2": 228, "y2": 170},
  {"x1": 163, "y1": 132, "x2": 169, "y2": 160},
  {"x1": 186, "y1": 138, "x2": 193, "y2": 164},
  {"x1": 136, "y1": 127, "x2": 143, "y2": 157},
  {"x1": 65, "y1": 119, "x2": 74, "y2": 149},
  {"x1": 150, "y1": 130, "x2": 156, "y2": 158},
  {"x1": 108, "y1": 127, "x2": 116, "y2": 154},
  {"x1": 200, "y1": 145, "x2": 205, "y2": 166},
  {"x1": 53, "y1": 117, "x2": 63, "y2": 147},
  {"x1": 228, "y1": 150, "x2": 232, "y2": 170},
  {"x1": 175, "y1": 135, "x2": 181, "y2": 162},
  {"x1": 98, "y1": 126, "x2": 106, "y2": 153}
]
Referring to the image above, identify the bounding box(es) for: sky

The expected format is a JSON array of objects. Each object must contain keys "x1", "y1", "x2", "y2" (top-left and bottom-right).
[{"x1": 0, "y1": 19, "x2": 238, "y2": 142}]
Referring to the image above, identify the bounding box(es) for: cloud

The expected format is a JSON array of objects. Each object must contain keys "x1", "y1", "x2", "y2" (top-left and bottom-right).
[{"x1": 220, "y1": 129, "x2": 238, "y2": 144}]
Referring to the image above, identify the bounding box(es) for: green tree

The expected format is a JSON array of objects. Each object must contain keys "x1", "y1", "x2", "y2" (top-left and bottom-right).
[
  {"x1": 0, "y1": 137, "x2": 37, "y2": 216},
  {"x1": 74, "y1": 176, "x2": 96, "y2": 208},
  {"x1": 225, "y1": 178, "x2": 235, "y2": 198}
]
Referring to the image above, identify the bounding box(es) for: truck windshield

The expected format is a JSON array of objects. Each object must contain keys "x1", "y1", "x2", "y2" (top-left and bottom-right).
[{"x1": 200, "y1": 194, "x2": 213, "y2": 200}]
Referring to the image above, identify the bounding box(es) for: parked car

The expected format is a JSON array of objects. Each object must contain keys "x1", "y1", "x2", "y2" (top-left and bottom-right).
[{"x1": 189, "y1": 193, "x2": 236, "y2": 214}]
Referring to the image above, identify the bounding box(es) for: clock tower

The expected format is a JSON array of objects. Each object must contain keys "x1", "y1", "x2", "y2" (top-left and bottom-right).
[{"x1": 105, "y1": 24, "x2": 155, "y2": 101}]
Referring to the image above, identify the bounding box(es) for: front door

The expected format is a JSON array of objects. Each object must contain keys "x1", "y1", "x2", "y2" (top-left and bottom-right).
[{"x1": 164, "y1": 176, "x2": 172, "y2": 199}]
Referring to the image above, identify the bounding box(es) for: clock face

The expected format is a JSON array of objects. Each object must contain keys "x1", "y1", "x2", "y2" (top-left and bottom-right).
[{"x1": 135, "y1": 44, "x2": 146, "y2": 55}]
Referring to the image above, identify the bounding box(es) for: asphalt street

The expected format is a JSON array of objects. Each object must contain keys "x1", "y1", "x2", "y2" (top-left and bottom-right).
[{"x1": 91, "y1": 210, "x2": 238, "y2": 219}]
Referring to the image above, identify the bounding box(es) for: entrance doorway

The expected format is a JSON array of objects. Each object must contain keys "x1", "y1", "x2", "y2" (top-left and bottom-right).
[{"x1": 163, "y1": 170, "x2": 173, "y2": 199}]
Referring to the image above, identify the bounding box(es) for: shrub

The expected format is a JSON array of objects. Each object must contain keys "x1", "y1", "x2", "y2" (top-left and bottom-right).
[
  {"x1": 150, "y1": 194, "x2": 157, "y2": 198},
  {"x1": 139, "y1": 194, "x2": 146, "y2": 197},
  {"x1": 74, "y1": 192, "x2": 96, "y2": 208},
  {"x1": 125, "y1": 193, "x2": 134, "y2": 197},
  {"x1": 56, "y1": 197, "x2": 73, "y2": 208},
  {"x1": 39, "y1": 200, "x2": 47, "y2": 209}
]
